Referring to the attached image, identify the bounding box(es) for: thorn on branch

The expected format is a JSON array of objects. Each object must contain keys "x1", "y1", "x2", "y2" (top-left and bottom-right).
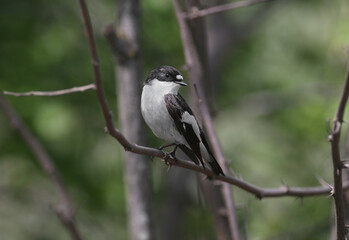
[{"x1": 316, "y1": 175, "x2": 335, "y2": 197}]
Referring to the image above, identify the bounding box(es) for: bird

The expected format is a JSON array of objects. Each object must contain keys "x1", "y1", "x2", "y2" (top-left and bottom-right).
[{"x1": 141, "y1": 65, "x2": 224, "y2": 176}]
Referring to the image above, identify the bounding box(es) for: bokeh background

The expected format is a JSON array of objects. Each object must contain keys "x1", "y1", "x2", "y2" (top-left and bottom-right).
[{"x1": 1, "y1": 0, "x2": 349, "y2": 239}]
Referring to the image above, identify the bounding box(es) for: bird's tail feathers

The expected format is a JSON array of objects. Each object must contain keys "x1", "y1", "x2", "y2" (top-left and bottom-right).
[
  {"x1": 209, "y1": 160, "x2": 225, "y2": 176},
  {"x1": 178, "y1": 144, "x2": 200, "y2": 165}
]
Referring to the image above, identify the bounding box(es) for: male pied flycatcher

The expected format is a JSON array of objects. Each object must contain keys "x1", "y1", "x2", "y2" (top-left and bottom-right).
[{"x1": 141, "y1": 66, "x2": 224, "y2": 176}]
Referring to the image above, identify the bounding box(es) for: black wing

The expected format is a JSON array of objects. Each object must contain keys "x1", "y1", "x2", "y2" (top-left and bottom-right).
[
  {"x1": 165, "y1": 93, "x2": 224, "y2": 175},
  {"x1": 164, "y1": 93, "x2": 202, "y2": 166}
]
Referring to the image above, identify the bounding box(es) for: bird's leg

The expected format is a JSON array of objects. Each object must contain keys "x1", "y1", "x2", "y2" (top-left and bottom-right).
[
  {"x1": 162, "y1": 144, "x2": 179, "y2": 166},
  {"x1": 158, "y1": 142, "x2": 177, "y2": 151},
  {"x1": 169, "y1": 144, "x2": 179, "y2": 159}
]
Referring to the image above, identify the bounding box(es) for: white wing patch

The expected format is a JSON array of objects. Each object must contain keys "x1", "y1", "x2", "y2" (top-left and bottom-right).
[{"x1": 181, "y1": 111, "x2": 201, "y2": 139}]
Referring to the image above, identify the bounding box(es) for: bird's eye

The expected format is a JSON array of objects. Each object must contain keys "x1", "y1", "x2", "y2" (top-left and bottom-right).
[{"x1": 165, "y1": 74, "x2": 170, "y2": 77}]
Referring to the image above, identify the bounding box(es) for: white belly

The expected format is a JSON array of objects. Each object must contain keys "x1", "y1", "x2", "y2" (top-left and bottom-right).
[{"x1": 141, "y1": 85, "x2": 186, "y2": 144}]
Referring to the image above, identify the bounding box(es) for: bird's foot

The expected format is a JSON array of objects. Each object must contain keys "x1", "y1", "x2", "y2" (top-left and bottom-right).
[
  {"x1": 150, "y1": 143, "x2": 175, "y2": 161},
  {"x1": 161, "y1": 145, "x2": 179, "y2": 166}
]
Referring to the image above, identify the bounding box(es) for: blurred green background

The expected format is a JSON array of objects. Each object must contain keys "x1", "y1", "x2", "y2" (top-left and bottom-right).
[{"x1": 1, "y1": 0, "x2": 349, "y2": 239}]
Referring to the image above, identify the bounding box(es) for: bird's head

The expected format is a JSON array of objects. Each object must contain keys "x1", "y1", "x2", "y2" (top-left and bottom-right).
[{"x1": 145, "y1": 66, "x2": 187, "y2": 93}]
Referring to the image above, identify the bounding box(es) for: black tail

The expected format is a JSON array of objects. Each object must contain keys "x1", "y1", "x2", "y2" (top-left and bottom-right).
[
  {"x1": 178, "y1": 144, "x2": 224, "y2": 176},
  {"x1": 199, "y1": 133, "x2": 225, "y2": 176},
  {"x1": 178, "y1": 144, "x2": 200, "y2": 165},
  {"x1": 209, "y1": 160, "x2": 225, "y2": 176}
]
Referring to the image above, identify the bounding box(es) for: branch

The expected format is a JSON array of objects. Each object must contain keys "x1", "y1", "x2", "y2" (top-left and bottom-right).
[
  {"x1": 4, "y1": 83, "x2": 95, "y2": 97},
  {"x1": 335, "y1": 66, "x2": 349, "y2": 124},
  {"x1": 76, "y1": 0, "x2": 349, "y2": 201},
  {"x1": 328, "y1": 64, "x2": 349, "y2": 239},
  {"x1": 76, "y1": 0, "x2": 116, "y2": 136},
  {"x1": 0, "y1": 93, "x2": 83, "y2": 240},
  {"x1": 185, "y1": 0, "x2": 275, "y2": 19}
]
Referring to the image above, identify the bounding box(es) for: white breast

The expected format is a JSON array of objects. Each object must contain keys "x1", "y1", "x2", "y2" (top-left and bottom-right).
[{"x1": 141, "y1": 80, "x2": 186, "y2": 144}]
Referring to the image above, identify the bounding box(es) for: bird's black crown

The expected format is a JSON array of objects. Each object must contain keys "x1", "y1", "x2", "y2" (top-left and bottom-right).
[{"x1": 145, "y1": 66, "x2": 182, "y2": 84}]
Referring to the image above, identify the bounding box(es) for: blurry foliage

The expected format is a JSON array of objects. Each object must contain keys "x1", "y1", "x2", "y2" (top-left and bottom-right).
[{"x1": 0, "y1": 0, "x2": 349, "y2": 239}]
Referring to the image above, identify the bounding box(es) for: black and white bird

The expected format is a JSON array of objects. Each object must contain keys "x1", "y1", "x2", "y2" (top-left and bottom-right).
[{"x1": 141, "y1": 65, "x2": 224, "y2": 176}]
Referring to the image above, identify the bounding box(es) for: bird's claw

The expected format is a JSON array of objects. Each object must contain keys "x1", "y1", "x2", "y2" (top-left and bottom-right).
[{"x1": 163, "y1": 149, "x2": 179, "y2": 166}]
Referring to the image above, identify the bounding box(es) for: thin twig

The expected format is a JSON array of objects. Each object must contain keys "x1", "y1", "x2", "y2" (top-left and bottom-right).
[
  {"x1": 328, "y1": 65, "x2": 349, "y2": 240},
  {"x1": 77, "y1": 0, "x2": 115, "y2": 134},
  {"x1": 0, "y1": 93, "x2": 83, "y2": 240},
  {"x1": 185, "y1": 0, "x2": 275, "y2": 19},
  {"x1": 4, "y1": 83, "x2": 95, "y2": 97}
]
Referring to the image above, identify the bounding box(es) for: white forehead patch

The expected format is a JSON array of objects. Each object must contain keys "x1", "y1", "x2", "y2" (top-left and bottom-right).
[{"x1": 176, "y1": 75, "x2": 183, "y2": 80}]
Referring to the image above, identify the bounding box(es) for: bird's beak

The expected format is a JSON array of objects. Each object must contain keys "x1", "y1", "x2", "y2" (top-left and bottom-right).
[{"x1": 176, "y1": 81, "x2": 187, "y2": 86}]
